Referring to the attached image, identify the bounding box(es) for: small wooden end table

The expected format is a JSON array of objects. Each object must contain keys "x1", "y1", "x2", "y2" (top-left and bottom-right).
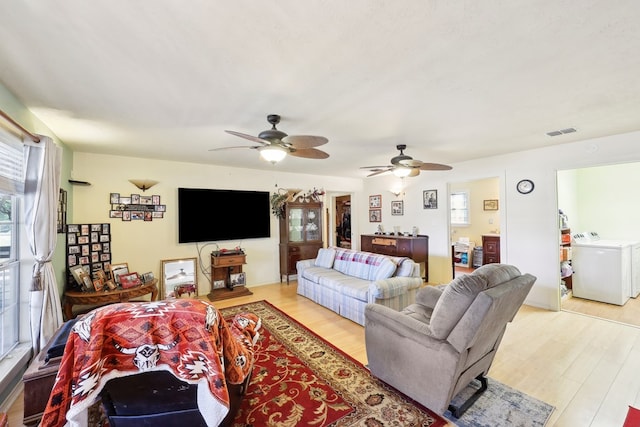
[{"x1": 63, "y1": 278, "x2": 158, "y2": 320}]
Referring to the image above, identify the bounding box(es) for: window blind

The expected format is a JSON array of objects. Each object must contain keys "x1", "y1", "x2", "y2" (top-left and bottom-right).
[{"x1": 0, "y1": 128, "x2": 24, "y2": 194}]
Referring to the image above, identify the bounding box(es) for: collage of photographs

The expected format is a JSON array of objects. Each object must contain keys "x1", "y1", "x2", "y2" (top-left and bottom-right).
[{"x1": 109, "y1": 192, "x2": 166, "y2": 221}]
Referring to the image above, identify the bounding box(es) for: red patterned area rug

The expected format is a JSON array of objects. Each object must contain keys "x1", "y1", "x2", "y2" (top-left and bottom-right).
[{"x1": 221, "y1": 300, "x2": 449, "y2": 427}]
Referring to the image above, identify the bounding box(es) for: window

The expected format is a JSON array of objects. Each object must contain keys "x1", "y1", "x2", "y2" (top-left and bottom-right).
[
  {"x1": 450, "y1": 191, "x2": 470, "y2": 226},
  {"x1": 0, "y1": 129, "x2": 23, "y2": 360}
]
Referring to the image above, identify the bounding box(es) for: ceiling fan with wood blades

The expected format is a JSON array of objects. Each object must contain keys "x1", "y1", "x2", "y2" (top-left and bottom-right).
[
  {"x1": 211, "y1": 114, "x2": 329, "y2": 163},
  {"x1": 360, "y1": 144, "x2": 452, "y2": 177}
]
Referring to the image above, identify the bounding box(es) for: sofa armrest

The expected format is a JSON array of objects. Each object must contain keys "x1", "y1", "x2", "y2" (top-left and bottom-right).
[
  {"x1": 415, "y1": 285, "x2": 444, "y2": 309},
  {"x1": 296, "y1": 258, "x2": 316, "y2": 274},
  {"x1": 369, "y1": 276, "x2": 422, "y2": 301}
]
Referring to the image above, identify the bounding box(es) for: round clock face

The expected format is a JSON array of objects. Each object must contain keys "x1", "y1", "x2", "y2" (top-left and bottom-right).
[{"x1": 517, "y1": 179, "x2": 535, "y2": 194}]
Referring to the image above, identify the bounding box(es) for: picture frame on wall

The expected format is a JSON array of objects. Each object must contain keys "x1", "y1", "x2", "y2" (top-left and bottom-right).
[
  {"x1": 369, "y1": 195, "x2": 381, "y2": 208},
  {"x1": 369, "y1": 209, "x2": 382, "y2": 222},
  {"x1": 483, "y1": 199, "x2": 499, "y2": 211},
  {"x1": 391, "y1": 200, "x2": 404, "y2": 216},
  {"x1": 423, "y1": 190, "x2": 438, "y2": 209}
]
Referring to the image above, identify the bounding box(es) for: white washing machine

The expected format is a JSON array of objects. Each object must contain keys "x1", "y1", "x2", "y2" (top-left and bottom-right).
[{"x1": 571, "y1": 232, "x2": 638, "y2": 305}]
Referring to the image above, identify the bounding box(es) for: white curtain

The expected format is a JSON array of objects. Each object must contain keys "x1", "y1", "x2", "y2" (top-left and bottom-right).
[{"x1": 24, "y1": 135, "x2": 63, "y2": 354}]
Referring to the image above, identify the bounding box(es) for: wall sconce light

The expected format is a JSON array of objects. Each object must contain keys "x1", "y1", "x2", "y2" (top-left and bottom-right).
[
  {"x1": 390, "y1": 187, "x2": 405, "y2": 198},
  {"x1": 129, "y1": 179, "x2": 159, "y2": 192}
]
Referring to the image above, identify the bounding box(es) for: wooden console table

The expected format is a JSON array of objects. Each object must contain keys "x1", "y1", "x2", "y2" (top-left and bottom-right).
[
  {"x1": 361, "y1": 234, "x2": 429, "y2": 281},
  {"x1": 63, "y1": 279, "x2": 158, "y2": 320},
  {"x1": 208, "y1": 254, "x2": 252, "y2": 301}
]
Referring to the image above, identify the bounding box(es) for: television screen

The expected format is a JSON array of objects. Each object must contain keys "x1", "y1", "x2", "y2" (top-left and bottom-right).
[{"x1": 178, "y1": 188, "x2": 271, "y2": 243}]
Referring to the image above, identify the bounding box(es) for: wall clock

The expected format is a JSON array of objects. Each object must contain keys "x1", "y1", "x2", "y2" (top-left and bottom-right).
[{"x1": 516, "y1": 179, "x2": 535, "y2": 194}]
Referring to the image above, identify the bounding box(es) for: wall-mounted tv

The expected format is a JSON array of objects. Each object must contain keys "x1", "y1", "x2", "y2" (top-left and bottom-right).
[{"x1": 178, "y1": 188, "x2": 271, "y2": 243}]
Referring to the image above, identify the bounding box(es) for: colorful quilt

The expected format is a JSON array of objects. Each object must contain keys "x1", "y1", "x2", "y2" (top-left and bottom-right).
[{"x1": 40, "y1": 299, "x2": 260, "y2": 427}]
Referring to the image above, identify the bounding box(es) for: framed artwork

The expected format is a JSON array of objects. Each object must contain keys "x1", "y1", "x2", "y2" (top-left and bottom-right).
[
  {"x1": 161, "y1": 257, "x2": 197, "y2": 299},
  {"x1": 109, "y1": 192, "x2": 164, "y2": 221},
  {"x1": 369, "y1": 195, "x2": 381, "y2": 208},
  {"x1": 110, "y1": 263, "x2": 129, "y2": 285},
  {"x1": 423, "y1": 190, "x2": 438, "y2": 209},
  {"x1": 369, "y1": 209, "x2": 382, "y2": 222},
  {"x1": 120, "y1": 272, "x2": 142, "y2": 289},
  {"x1": 57, "y1": 189, "x2": 67, "y2": 233},
  {"x1": 93, "y1": 278, "x2": 104, "y2": 292},
  {"x1": 484, "y1": 199, "x2": 499, "y2": 211},
  {"x1": 141, "y1": 271, "x2": 155, "y2": 283},
  {"x1": 391, "y1": 200, "x2": 404, "y2": 216},
  {"x1": 230, "y1": 272, "x2": 246, "y2": 288},
  {"x1": 70, "y1": 265, "x2": 90, "y2": 286},
  {"x1": 213, "y1": 279, "x2": 226, "y2": 289}
]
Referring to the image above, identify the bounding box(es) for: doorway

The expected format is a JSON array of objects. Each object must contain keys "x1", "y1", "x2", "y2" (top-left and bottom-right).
[
  {"x1": 335, "y1": 195, "x2": 351, "y2": 249},
  {"x1": 557, "y1": 162, "x2": 640, "y2": 328},
  {"x1": 449, "y1": 177, "x2": 501, "y2": 279}
]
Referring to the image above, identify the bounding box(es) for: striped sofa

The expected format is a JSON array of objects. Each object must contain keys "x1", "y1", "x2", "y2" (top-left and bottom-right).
[{"x1": 296, "y1": 247, "x2": 423, "y2": 326}]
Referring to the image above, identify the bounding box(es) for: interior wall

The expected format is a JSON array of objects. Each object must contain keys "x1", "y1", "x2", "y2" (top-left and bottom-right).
[
  {"x1": 361, "y1": 131, "x2": 640, "y2": 311},
  {"x1": 560, "y1": 162, "x2": 640, "y2": 240},
  {"x1": 70, "y1": 152, "x2": 363, "y2": 297}
]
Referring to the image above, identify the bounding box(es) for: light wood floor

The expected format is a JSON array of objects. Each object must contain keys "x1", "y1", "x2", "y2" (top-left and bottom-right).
[{"x1": 7, "y1": 282, "x2": 640, "y2": 426}]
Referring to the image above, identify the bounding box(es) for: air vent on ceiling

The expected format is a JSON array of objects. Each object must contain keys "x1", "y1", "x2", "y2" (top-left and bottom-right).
[{"x1": 546, "y1": 127, "x2": 577, "y2": 137}]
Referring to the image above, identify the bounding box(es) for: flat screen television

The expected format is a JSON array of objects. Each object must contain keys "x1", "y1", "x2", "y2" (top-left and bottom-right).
[{"x1": 178, "y1": 188, "x2": 271, "y2": 243}]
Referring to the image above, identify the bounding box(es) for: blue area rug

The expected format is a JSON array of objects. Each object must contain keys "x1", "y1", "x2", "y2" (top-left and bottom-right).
[{"x1": 445, "y1": 378, "x2": 554, "y2": 427}]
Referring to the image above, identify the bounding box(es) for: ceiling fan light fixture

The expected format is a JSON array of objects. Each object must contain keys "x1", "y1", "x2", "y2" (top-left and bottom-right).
[
  {"x1": 393, "y1": 166, "x2": 413, "y2": 178},
  {"x1": 259, "y1": 145, "x2": 287, "y2": 164}
]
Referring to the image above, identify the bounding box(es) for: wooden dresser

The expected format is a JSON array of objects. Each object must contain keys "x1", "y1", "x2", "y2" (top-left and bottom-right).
[
  {"x1": 360, "y1": 234, "x2": 429, "y2": 281},
  {"x1": 482, "y1": 234, "x2": 501, "y2": 265}
]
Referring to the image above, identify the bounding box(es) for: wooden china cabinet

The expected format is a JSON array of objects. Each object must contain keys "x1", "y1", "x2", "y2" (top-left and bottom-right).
[{"x1": 279, "y1": 201, "x2": 323, "y2": 284}]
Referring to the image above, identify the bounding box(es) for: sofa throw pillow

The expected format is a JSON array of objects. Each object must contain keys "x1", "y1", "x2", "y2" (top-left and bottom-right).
[
  {"x1": 371, "y1": 257, "x2": 397, "y2": 281},
  {"x1": 395, "y1": 258, "x2": 415, "y2": 277},
  {"x1": 429, "y1": 274, "x2": 488, "y2": 339},
  {"x1": 314, "y1": 247, "x2": 337, "y2": 269}
]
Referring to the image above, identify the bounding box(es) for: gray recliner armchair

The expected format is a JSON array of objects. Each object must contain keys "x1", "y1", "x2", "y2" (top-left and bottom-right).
[{"x1": 365, "y1": 263, "x2": 536, "y2": 416}]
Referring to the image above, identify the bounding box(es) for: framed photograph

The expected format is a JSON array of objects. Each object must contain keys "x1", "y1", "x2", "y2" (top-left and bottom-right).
[
  {"x1": 152, "y1": 195, "x2": 160, "y2": 205},
  {"x1": 110, "y1": 210, "x2": 123, "y2": 218},
  {"x1": 93, "y1": 278, "x2": 104, "y2": 292},
  {"x1": 140, "y1": 195, "x2": 153, "y2": 205},
  {"x1": 369, "y1": 209, "x2": 382, "y2": 222},
  {"x1": 69, "y1": 265, "x2": 90, "y2": 286},
  {"x1": 110, "y1": 263, "x2": 129, "y2": 285},
  {"x1": 391, "y1": 200, "x2": 404, "y2": 216},
  {"x1": 141, "y1": 271, "x2": 155, "y2": 283},
  {"x1": 369, "y1": 195, "x2": 381, "y2": 208},
  {"x1": 423, "y1": 190, "x2": 438, "y2": 209},
  {"x1": 213, "y1": 279, "x2": 225, "y2": 289},
  {"x1": 484, "y1": 199, "x2": 499, "y2": 211},
  {"x1": 96, "y1": 269, "x2": 108, "y2": 282},
  {"x1": 229, "y1": 272, "x2": 246, "y2": 288},
  {"x1": 105, "y1": 280, "x2": 117, "y2": 290},
  {"x1": 161, "y1": 257, "x2": 197, "y2": 300},
  {"x1": 120, "y1": 272, "x2": 142, "y2": 289},
  {"x1": 110, "y1": 193, "x2": 120, "y2": 204},
  {"x1": 81, "y1": 273, "x2": 93, "y2": 292},
  {"x1": 131, "y1": 194, "x2": 141, "y2": 204},
  {"x1": 67, "y1": 224, "x2": 79, "y2": 233}
]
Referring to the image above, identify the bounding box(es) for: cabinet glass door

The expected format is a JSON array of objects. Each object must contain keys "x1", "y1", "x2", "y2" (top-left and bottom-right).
[
  {"x1": 288, "y1": 208, "x2": 304, "y2": 242},
  {"x1": 305, "y1": 208, "x2": 321, "y2": 241}
]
